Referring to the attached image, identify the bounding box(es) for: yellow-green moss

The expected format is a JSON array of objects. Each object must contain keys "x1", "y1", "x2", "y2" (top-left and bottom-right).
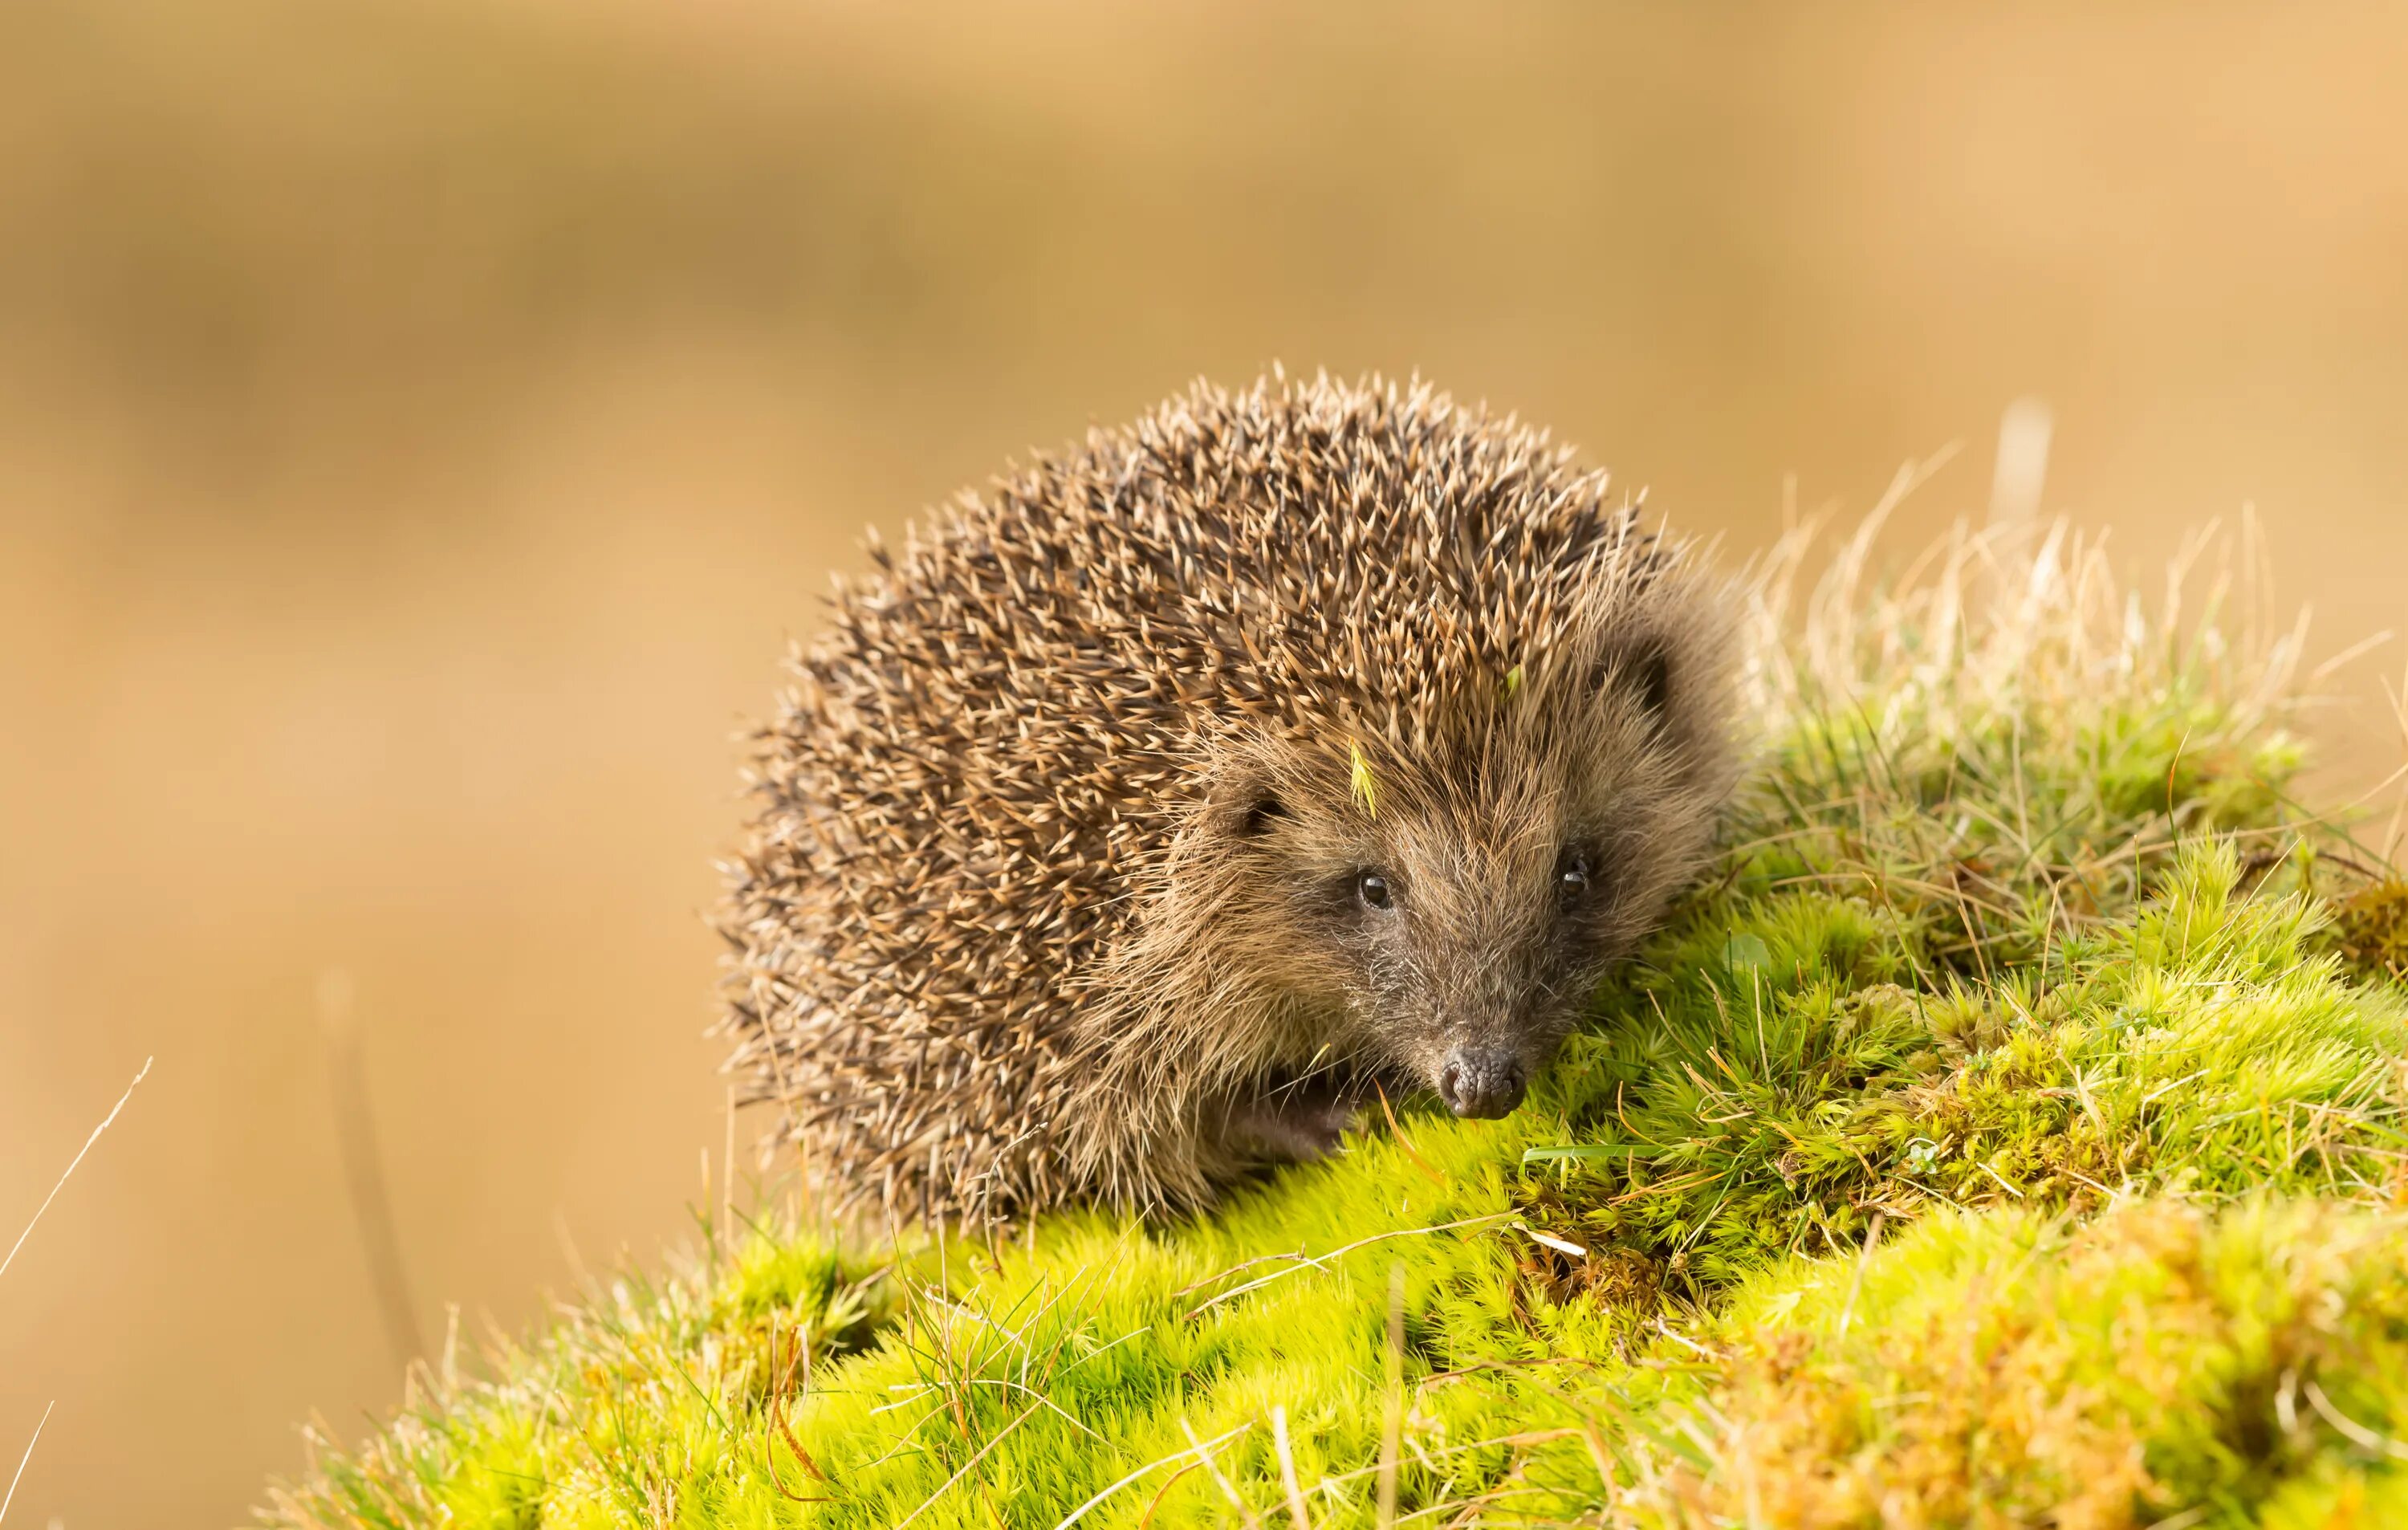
[{"x1": 260, "y1": 520, "x2": 2408, "y2": 1528}]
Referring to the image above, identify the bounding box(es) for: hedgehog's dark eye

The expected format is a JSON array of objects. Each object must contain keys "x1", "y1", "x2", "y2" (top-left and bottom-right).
[
  {"x1": 1556, "y1": 852, "x2": 1593, "y2": 907},
  {"x1": 1355, "y1": 871, "x2": 1396, "y2": 912}
]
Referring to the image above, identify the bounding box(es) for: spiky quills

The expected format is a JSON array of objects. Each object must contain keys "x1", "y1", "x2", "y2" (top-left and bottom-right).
[{"x1": 718, "y1": 370, "x2": 1737, "y2": 1223}]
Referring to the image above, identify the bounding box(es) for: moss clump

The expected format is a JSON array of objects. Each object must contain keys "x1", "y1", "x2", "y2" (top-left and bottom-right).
[
  {"x1": 258, "y1": 518, "x2": 2408, "y2": 1529},
  {"x1": 1516, "y1": 841, "x2": 2406, "y2": 1304},
  {"x1": 1609, "y1": 1198, "x2": 2408, "y2": 1528}
]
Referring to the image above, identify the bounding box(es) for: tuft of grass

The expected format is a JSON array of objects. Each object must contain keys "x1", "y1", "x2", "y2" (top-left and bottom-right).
[{"x1": 260, "y1": 514, "x2": 2408, "y2": 1528}]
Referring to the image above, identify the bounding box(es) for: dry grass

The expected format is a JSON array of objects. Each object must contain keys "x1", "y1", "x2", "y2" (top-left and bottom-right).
[{"x1": 0, "y1": 1056, "x2": 151, "y2": 1525}]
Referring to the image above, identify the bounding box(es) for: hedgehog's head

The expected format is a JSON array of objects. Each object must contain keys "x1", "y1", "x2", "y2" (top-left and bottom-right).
[{"x1": 1188, "y1": 625, "x2": 1736, "y2": 1123}]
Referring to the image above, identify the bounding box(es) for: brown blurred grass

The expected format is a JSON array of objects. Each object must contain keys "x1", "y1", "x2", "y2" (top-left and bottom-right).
[{"x1": 1, "y1": 1, "x2": 2404, "y2": 1523}]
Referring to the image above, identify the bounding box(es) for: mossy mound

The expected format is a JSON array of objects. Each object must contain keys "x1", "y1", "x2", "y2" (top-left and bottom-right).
[{"x1": 262, "y1": 519, "x2": 2408, "y2": 1528}]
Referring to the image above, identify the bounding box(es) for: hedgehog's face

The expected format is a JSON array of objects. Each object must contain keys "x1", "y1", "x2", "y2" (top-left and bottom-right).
[{"x1": 1202, "y1": 645, "x2": 1727, "y2": 1121}]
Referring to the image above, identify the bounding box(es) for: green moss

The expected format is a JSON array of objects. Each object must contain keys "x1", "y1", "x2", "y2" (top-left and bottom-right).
[
  {"x1": 258, "y1": 522, "x2": 2408, "y2": 1528},
  {"x1": 1523, "y1": 840, "x2": 2405, "y2": 1300}
]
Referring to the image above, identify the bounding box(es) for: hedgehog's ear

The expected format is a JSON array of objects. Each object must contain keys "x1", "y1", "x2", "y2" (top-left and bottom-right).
[
  {"x1": 1235, "y1": 794, "x2": 1288, "y2": 836},
  {"x1": 1225, "y1": 789, "x2": 1288, "y2": 838},
  {"x1": 1590, "y1": 637, "x2": 1674, "y2": 724},
  {"x1": 1203, "y1": 772, "x2": 1289, "y2": 838}
]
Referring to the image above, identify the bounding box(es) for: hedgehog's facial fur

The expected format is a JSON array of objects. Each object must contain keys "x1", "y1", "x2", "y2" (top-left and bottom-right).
[{"x1": 1190, "y1": 634, "x2": 1727, "y2": 1134}]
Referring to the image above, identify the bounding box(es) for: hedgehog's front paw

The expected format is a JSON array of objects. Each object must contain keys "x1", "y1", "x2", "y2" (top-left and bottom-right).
[{"x1": 1223, "y1": 1083, "x2": 1363, "y2": 1165}]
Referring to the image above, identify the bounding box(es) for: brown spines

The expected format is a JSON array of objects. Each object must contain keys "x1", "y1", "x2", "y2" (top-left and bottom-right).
[{"x1": 717, "y1": 370, "x2": 1737, "y2": 1224}]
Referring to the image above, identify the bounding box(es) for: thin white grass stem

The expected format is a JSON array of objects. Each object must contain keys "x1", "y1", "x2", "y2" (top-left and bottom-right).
[
  {"x1": 0, "y1": 1401, "x2": 53, "y2": 1527},
  {"x1": 2303, "y1": 1377, "x2": 2408, "y2": 1462},
  {"x1": 1185, "y1": 1215, "x2": 1512, "y2": 1318},
  {"x1": 1050, "y1": 1424, "x2": 1251, "y2": 1530},
  {"x1": 951, "y1": 1377, "x2": 1103, "y2": 1439},
  {"x1": 2, "y1": 1056, "x2": 152, "y2": 1282},
  {"x1": 1181, "y1": 1416, "x2": 1262, "y2": 1528},
  {"x1": 2307, "y1": 629, "x2": 2394, "y2": 686},
  {"x1": 1378, "y1": 1262, "x2": 1405, "y2": 1528},
  {"x1": 1271, "y1": 1406, "x2": 1312, "y2": 1530},
  {"x1": 889, "y1": 1401, "x2": 1040, "y2": 1530}
]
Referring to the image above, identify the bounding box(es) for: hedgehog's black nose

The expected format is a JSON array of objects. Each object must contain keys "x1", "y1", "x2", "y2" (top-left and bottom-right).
[{"x1": 1437, "y1": 1048, "x2": 1527, "y2": 1119}]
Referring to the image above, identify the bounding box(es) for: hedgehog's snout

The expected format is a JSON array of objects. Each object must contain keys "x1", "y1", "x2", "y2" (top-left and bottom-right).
[{"x1": 1436, "y1": 1047, "x2": 1527, "y2": 1119}]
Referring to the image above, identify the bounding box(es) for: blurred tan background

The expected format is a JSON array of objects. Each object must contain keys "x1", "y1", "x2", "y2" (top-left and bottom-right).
[{"x1": 2, "y1": 1, "x2": 2405, "y2": 1522}]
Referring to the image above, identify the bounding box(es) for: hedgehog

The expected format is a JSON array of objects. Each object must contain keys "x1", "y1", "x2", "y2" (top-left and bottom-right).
[{"x1": 717, "y1": 371, "x2": 1740, "y2": 1223}]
